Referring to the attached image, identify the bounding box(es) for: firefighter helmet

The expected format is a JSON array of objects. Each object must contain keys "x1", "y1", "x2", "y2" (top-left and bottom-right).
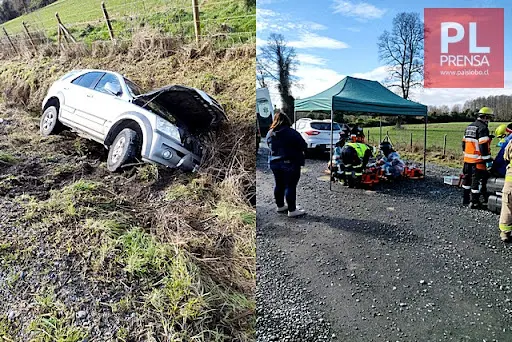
[
  {"x1": 495, "y1": 124, "x2": 507, "y2": 137},
  {"x1": 478, "y1": 107, "x2": 494, "y2": 116}
]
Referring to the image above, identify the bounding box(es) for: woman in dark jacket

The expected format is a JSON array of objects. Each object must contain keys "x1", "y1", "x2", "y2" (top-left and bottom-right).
[{"x1": 266, "y1": 111, "x2": 307, "y2": 217}]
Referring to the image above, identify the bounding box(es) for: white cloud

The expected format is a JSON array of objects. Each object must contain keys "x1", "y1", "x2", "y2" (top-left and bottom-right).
[
  {"x1": 257, "y1": 8, "x2": 327, "y2": 33},
  {"x1": 352, "y1": 66, "x2": 389, "y2": 82},
  {"x1": 256, "y1": 8, "x2": 279, "y2": 31},
  {"x1": 289, "y1": 32, "x2": 350, "y2": 49},
  {"x1": 332, "y1": 0, "x2": 386, "y2": 20},
  {"x1": 256, "y1": 37, "x2": 267, "y2": 46},
  {"x1": 297, "y1": 54, "x2": 328, "y2": 66}
]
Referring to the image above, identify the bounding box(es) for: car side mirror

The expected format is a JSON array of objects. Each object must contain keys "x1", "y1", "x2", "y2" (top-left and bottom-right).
[{"x1": 104, "y1": 82, "x2": 122, "y2": 96}]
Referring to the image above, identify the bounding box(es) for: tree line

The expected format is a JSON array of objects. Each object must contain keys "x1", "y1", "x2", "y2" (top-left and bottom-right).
[
  {"x1": 0, "y1": 0, "x2": 56, "y2": 24},
  {"x1": 428, "y1": 95, "x2": 512, "y2": 123}
]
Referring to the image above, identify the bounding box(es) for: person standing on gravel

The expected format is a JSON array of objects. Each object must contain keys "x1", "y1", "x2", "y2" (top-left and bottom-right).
[
  {"x1": 462, "y1": 107, "x2": 494, "y2": 209},
  {"x1": 498, "y1": 140, "x2": 512, "y2": 241},
  {"x1": 266, "y1": 110, "x2": 307, "y2": 218}
]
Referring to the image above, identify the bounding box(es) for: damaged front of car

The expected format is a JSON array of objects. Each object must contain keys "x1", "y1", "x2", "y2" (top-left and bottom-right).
[{"x1": 133, "y1": 85, "x2": 227, "y2": 172}]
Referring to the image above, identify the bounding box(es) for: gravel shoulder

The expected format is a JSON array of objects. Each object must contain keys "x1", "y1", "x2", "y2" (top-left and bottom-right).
[{"x1": 257, "y1": 143, "x2": 512, "y2": 342}]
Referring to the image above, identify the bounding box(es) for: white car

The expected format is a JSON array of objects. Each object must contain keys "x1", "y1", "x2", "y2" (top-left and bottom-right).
[
  {"x1": 40, "y1": 69, "x2": 227, "y2": 172},
  {"x1": 293, "y1": 118, "x2": 343, "y2": 153}
]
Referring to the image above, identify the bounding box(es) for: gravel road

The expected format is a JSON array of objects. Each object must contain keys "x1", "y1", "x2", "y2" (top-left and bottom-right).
[{"x1": 256, "y1": 143, "x2": 512, "y2": 342}]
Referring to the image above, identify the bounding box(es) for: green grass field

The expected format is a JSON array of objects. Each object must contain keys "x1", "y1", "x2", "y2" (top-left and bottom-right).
[
  {"x1": 365, "y1": 122, "x2": 506, "y2": 166},
  {"x1": 1, "y1": 0, "x2": 255, "y2": 45}
]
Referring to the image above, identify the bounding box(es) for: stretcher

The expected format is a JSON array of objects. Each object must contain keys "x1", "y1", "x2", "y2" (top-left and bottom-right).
[{"x1": 360, "y1": 165, "x2": 424, "y2": 187}]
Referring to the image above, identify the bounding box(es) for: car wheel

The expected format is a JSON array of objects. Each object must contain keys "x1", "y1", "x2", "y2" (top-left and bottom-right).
[
  {"x1": 107, "y1": 128, "x2": 140, "y2": 172},
  {"x1": 40, "y1": 106, "x2": 63, "y2": 136}
]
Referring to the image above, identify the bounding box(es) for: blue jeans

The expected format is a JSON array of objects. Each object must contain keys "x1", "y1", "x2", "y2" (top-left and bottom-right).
[{"x1": 270, "y1": 162, "x2": 301, "y2": 212}]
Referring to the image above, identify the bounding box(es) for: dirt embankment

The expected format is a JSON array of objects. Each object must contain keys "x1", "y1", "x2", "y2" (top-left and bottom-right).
[{"x1": 0, "y1": 43, "x2": 255, "y2": 341}]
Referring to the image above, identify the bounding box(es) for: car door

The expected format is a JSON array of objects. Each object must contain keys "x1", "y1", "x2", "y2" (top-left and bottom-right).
[
  {"x1": 62, "y1": 71, "x2": 104, "y2": 139},
  {"x1": 89, "y1": 73, "x2": 125, "y2": 137}
]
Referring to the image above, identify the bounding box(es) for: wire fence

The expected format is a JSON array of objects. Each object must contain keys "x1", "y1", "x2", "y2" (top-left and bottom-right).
[{"x1": 0, "y1": 0, "x2": 256, "y2": 58}]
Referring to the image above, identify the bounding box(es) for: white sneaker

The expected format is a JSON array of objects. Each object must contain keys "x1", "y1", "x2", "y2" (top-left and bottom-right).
[
  {"x1": 288, "y1": 209, "x2": 306, "y2": 217},
  {"x1": 277, "y1": 205, "x2": 288, "y2": 213}
]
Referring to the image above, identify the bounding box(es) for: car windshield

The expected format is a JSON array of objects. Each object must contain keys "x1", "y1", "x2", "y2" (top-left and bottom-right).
[
  {"x1": 124, "y1": 78, "x2": 145, "y2": 96},
  {"x1": 311, "y1": 122, "x2": 341, "y2": 130}
]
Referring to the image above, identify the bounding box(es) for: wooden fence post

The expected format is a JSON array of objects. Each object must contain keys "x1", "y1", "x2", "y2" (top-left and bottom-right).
[
  {"x1": 2, "y1": 27, "x2": 18, "y2": 54},
  {"x1": 101, "y1": 2, "x2": 115, "y2": 40},
  {"x1": 192, "y1": 0, "x2": 200, "y2": 44},
  {"x1": 22, "y1": 21, "x2": 37, "y2": 51},
  {"x1": 367, "y1": 129, "x2": 370, "y2": 143},
  {"x1": 410, "y1": 132, "x2": 413, "y2": 150},
  {"x1": 57, "y1": 25, "x2": 61, "y2": 50},
  {"x1": 443, "y1": 134, "x2": 447, "y2": 156},
  {"x1": 55, "y1": 12, "x2": 76, "y2": 43}
]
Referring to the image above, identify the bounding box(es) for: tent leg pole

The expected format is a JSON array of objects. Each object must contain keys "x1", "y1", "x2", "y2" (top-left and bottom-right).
[
  {"x1": 424, "y1": 115, "x2": 427, "y2": 176},
  {"x1": 294, "y1": 110, "x2": 297, "y2": 130},
  {"x1": 330, "y1": 106, "x2": 334, "y2": 191},
  {"x1": 379, "y1": 116, "x2": 382, "y2": 142}
]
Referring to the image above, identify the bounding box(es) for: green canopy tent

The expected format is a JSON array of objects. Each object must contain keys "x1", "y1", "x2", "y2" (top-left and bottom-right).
[{"x1": 294, "y1": 76, "x2": 428, "y2": 190}]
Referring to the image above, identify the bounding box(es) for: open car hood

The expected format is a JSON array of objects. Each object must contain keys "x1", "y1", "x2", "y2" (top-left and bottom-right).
[{"x1": 135, "y1": 85, "x2": 227, "y2": 133}]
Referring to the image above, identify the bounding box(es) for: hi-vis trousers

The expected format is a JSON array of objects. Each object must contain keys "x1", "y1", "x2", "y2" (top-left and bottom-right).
[
  {"x1": 462, "y1": 163, "x2": 489, "y2": 205},
  {"x1": 499, "y1": 175, "x2": 512, "y2": 233}
]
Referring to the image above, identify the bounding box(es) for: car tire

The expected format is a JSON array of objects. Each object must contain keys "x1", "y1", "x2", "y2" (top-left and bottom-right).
[
  {"x1": 107, "y1": 128, "x2": 140, "y2": 172},
  {"x1": 40, "y1": 106, "x2": 63, "y2": 136}
]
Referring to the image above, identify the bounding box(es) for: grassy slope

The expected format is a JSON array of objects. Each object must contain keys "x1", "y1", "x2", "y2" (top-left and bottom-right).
[
  {"x1": 0, "y1": 45, "x2": 255, "y2": 341},
  {"x1": 1, "y1": 0, "x2": 255, "y2": 45},
  {"x1": 366, "y1": 122, "x2": 504, "y2": 167}
]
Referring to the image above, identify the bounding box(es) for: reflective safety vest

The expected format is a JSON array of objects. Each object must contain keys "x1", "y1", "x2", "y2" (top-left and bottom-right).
[
  {"x1": 462, "y1": 121, "x2": 491, "y2": 164},
  {"x1": 346, "y1": 142, "x2": 369, "y2": 159}
]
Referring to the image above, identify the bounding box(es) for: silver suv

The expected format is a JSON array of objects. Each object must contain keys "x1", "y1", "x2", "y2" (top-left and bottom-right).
[
  {"x1": 293, "y1": 118, "x2": 343, "y2": 153},
  {"x1": 40, "y1": 69, "x2": 226, "y2": 172}
]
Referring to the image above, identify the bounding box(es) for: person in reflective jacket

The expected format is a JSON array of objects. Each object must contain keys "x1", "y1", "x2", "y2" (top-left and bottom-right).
[
  {"x1": 330, "y1": 138, "x2": 347, "y2": 184},
  {"x1": 461, "y1": 107, "x2": 494, "y2": 209},
  {"x1": 499, "y1": 140, "x2": 512, "y2": 241},
  {"x1": 340, "y1": 141, "x2": 373, "y2": 188},
  {"x1": 491, "y1": 123, "x2": 512, "y2": 178},
  {"x1": 266, "y1": 111, "x2": 307, "y2": 218}
]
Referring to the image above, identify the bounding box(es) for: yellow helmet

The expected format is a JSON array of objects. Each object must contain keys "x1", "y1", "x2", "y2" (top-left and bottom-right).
[
  {"x1": 495, "y1": 124, "x2": 507, "y2": 137},
  {"x1": 478, "y1": 107, "x2": 494, "y2": 115}
]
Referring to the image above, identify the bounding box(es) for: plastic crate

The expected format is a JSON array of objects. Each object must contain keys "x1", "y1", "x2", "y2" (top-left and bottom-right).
[{"x1": 444, "y1": 176, "x2": 460, "y2": 186}]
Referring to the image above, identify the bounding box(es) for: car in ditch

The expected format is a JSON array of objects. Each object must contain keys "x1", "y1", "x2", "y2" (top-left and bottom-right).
[{"x1": 40, "y1": 69, "x2": 227, "y2": 172}]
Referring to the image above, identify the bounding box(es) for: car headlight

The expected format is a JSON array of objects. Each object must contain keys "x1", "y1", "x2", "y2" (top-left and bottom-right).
[{"x1": 156, "y1": 117, "x2": 181, "y2": 141}]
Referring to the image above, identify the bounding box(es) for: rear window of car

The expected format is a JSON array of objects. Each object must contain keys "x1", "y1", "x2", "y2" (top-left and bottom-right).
[
  {"x1": 71, "y1": 72, "x2": 104, "y2": 89},
  {"x1": 311, "y1": 122, "x2": 341, "y2": 130},
  {"x1": 60, "y1": 70, "x2": 81, "y2": 81}
]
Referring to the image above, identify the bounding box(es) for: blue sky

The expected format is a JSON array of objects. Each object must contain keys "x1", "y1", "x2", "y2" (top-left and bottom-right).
[{"x1": 257, "y1": 0, "x2": 512, "y2": 108}]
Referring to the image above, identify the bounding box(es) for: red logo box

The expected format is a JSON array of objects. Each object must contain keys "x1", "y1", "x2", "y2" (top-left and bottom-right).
[{"x1": 424, "y1": 8, "x2": 504, "y2": 88}]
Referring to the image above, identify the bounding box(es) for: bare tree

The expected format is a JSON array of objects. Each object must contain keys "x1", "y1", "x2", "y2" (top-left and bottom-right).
[
  {"x1": 257, "y1": 33, "x2": 298, "y2": 118},
  {"x1": 256, "y1": 57, "x2": 267, "y2": 88},
  {"x1": 451, "y1": 104, "x2": 461, "y2": 114},
  {"x1": 378, "y1": 12, "x2": 424, "y2": 128}
]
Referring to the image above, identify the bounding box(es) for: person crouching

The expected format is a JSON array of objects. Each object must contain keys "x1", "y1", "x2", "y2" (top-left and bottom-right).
[
  {"x1": 377, "y1": 141, "x2": 405, "y2": 180},
  {"x1": 329, "y1": 138, "x2": 347, "y2": 184},
  {"x1": 340, "y1": 141, "x2": 373, "y2": 188}
]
